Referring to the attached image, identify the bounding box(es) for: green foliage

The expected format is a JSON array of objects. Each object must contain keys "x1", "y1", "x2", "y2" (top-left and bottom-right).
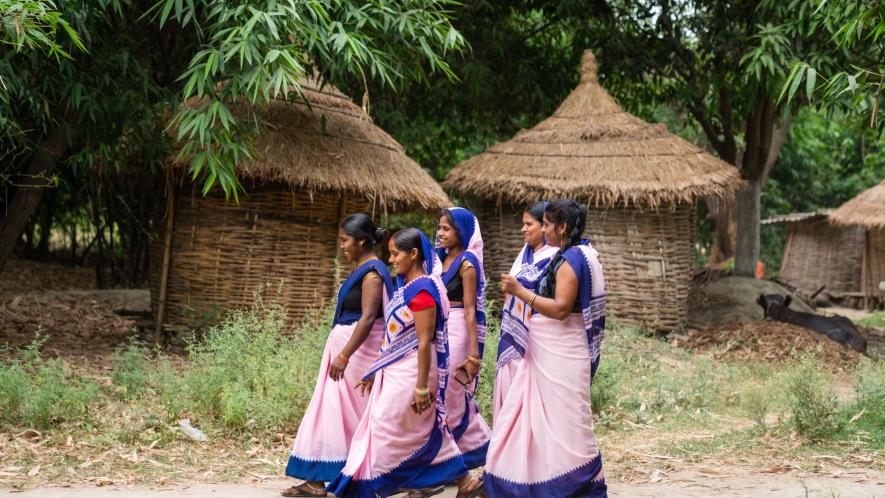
[
  {"x1": 363, "y1": 2, "x2": 602, "y2": 178},
  {"x1": 781, "y1": 351, "x2": 843, "y2": 442},
  {"x1": 0, "y1": 336, "x2": 99, "y2": 429},
  {"x1": 739, "y1": 379, "x2": 777, "y2": 427},
  {"x1": 0, "y1": 0, "x2": 84, "y2": 59},
  {"x1": 589, "y1": 352, "x2": 621, "y2": 415},
  {"x1": 848, "y1": 359, "x2": 885, "y2": 447},
  {"x1": 855, "y1": 311, "x2": 885, "y2": 328},
  {"x1": 475, "y1": 302, "x2": 499, "y2": 422},
  {"x1": 779, "y1": 1, "x2": 884, "y2": 127},
  {"x1": 760, "y1": 107, "x2": 884, "y2": 273},
  {"x1": 156, "y1": 0, "x2": 467, "y2": 197},
  {"x1": 110, "y1": 338, "x2": 151, "y2": 400},
  {"x1": 163, "y1": 299, "x2": 329, "y2": 431}
]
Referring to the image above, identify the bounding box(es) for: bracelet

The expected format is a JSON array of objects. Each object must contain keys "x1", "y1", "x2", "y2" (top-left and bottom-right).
[
  {"x1": 414, "y1": 387, "x2": 430, "y2": 396},
  {"x1": 528, "y1": 293, "x2": 538, "y2": 307},
  {"x1": 466, "y1": 355, "x2": 482, "y2": 365},
  {"x1": 336, "y1": 353, "x2": 349, "y2": 363}
]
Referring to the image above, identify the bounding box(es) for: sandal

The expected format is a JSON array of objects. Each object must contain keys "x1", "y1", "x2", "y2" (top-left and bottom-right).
[
  {"x1": 456, "y1": 475, "x2": 486, "y2": 498},
  {"x1": 281, "y1": 482, "x2": 328, "y2": 497},
  {"x1": 405, "y1": 486, "x2": 446, "y2": 498}
]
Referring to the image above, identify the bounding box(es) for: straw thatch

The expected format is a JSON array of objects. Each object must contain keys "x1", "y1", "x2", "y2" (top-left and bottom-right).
[
  {"x1": 152, "y1": 80, "x2": 450, "y2": 337},
  {"x1": 831, "y1": 180, "x2": 885, "y2": 229},
  {"x1": 173, "y1": 79, "x2": 450, "y2": 211},
  {"x1": 443, "y1": 51, "x2": 741, "y2": 208}
]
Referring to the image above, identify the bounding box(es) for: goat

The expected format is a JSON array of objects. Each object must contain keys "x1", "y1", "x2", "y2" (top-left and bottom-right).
[{"x1": 757, "y1": 294, "x2": 867, "y2": 353}]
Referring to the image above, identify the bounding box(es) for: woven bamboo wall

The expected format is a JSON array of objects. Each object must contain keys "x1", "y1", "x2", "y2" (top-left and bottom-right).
[
  {"x1": 780, "y1": 220, "x2": 864, "y2": 296},
  {"x1": 475, "y1": 200, "x2": 695, "y2": 332},
  {"x1": 867, "y1": 228, "x2": 885, "y2": 298},
  {"x1": 150, "y1": 182, "x2": 369, "y2": 333}
]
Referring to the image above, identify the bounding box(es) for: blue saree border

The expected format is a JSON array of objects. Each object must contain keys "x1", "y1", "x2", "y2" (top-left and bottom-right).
[
  {"x1": 484, "y1": 454, "x2": 606, "y2": 498},
  {"x1": 285, "y1": 454, "x2": 345, "y2": 482}
]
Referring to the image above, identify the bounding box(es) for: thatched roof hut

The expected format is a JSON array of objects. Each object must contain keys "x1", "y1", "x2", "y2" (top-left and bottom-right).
[
  {"x1": 444, "y1": 50, "x2": 741, "y2": 332},
  {"x1": 831, "y1": 180, "x2": 885, "y2": 229},
  {"x1": 830, "y1": 180, "x2": 885, "y2": 308},
  {"x1": 762, "y1": 210, "x2": 866, "y2": 302},
  {"x1": 150, "y1": 80, "x2": 450, "y2": 341}
]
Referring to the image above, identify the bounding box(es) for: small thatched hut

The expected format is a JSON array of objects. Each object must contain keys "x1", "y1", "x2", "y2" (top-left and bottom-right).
[
  {"x1": 443, "y1": 50, "x2": 741, "y2": 332},
  {"x1": 761, "y1": 211, "x2": 866, "y2": 300},
  {"x1": 150, "y1": 80, "x2": 450, "y2": 337},
  {"x1": 831, "y1": 179, "x2": 885, "y2": 308}
]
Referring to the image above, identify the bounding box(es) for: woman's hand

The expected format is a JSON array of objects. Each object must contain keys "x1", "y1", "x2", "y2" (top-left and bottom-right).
[
  {"x1": 500, "y1": 274, "x2": 523, "y2": 296},
  {"x1": 455, "y1": 358, "x2": 481, "y2": 386},
  {"x1": 410, "y1": 390, "x2": 436, "y2": 414},
  {"x1": 355, "y1": 376, "x2": 374, "y2": 397},
  {"x1": 329, "y1": 353, "x2": 348, "y2": 381}
]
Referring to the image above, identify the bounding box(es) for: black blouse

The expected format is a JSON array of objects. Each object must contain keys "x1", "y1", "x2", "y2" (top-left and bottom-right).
[{"x1": 340, "y1": 271, "x2": 384, "y2": 319}]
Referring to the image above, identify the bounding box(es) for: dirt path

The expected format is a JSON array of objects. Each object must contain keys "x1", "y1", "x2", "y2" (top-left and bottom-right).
[{"x1": 3, "y1": 469, "x2": 884, "y2": 498}]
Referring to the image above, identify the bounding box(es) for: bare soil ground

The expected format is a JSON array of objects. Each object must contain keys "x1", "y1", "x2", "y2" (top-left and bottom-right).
[{"x1": 1, "y1": 470, "x2": 884, "y2": 498}]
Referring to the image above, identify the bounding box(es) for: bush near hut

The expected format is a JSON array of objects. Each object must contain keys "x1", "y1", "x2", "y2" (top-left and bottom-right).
[
  {"x1": 0, "y1": 337, "x2": 100, "y2": 429},
  {"x1": 781, "y1": 351, "x2": 844, "y2": 442}
]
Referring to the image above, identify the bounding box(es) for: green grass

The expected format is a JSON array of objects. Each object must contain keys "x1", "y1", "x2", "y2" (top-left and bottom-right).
[
  {"x1": 1, "y1": 297, "x2": 883, "y2": 471},
  {"x1": 0, "y1": 335, "x2": 100, "y2": 429},
  {"x1": 855, "y1": 310, "x2": 885, "y2": 328}
]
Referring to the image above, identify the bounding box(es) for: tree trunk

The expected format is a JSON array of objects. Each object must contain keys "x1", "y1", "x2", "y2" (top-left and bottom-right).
[
  {"x1": 734, "y1": 178, "x2": 761, "y2": 277},
  {"x1": 733, "y1": 110, "x2": 793, "y2": 278},
  {"x1": 705, "y1": 191, "x2": 736, "y2": 266},
  {"x1": 0, "y1": 120, "x2": 74, "y2": 272}
]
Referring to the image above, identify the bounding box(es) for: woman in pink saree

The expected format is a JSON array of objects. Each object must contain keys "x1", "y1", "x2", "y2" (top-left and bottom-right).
[
  {"x1": 435, "y1": 207, "x2": 492, "y2": 469},
  {"x1": 327, "y1": 228, "x2": 482, "y2": 498},
  {"x1": 485, "y1": 199, "x2": 607, "y2": 498},
  {"x1": 283, "y1": 214, "x2": 392, "y2": 497},
  {"x1": 493, "y1": 201, "x2": 558, "y2": 418}
]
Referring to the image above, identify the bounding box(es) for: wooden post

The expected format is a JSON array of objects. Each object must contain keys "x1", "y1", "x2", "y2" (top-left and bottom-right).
[
  {"x1": 862, "y1": 230, "x2": 870, "y2": 311},
  {"x1": 154, "y1": 176, "x2": 176, "y2": 347},
  {"x1": 781, "y1": 226, "x2": 794, "y2": 275},
  {"x1": 334, "y1": 193, "x2": 346, "y2": 286}
]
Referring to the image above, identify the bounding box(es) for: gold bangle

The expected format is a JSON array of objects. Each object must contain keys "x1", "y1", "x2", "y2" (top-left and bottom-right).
[
  {"x1": 467, "y1": 355, "x2": 481, "y2": 365},
  {"x1": 528, "y1": 293, "x2": 538, "y2": 307},
  {"x1": 337, "y1": 353, "x2": 349, "y2": 363},
  {"x1": 414, "y1": 387, "x2": 430, "y2": 396}
]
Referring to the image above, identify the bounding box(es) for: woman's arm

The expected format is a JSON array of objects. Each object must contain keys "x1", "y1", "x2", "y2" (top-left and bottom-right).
[
  {"x1": 329, "y1": 275, "x2": 383, "y2": 381},
  {"x1": 458, "y1": 264, "x2": 481, "y2": 381},
  {"x1": 412, "y1": 304, "x2": 437, "y2": 414},
  {"x1": 500, "y1": 261, "x2": 579, "y2": 320}
]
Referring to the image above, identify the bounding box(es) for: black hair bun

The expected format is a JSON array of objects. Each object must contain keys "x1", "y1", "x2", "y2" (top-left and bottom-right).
[{"x1": 373, "y1": 227, "x2": 387, "y2": 244}]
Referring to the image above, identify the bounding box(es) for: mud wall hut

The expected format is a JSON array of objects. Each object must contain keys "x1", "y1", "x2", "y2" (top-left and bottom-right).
[
  {"x1": 831, "y1": 179, "x2": 885, "y2": 309},
  {"x1": 762, "y1": 211, "x2": 865, "y2": 300},
  {"x1": 150, "y1": 80, "x2": 450, "y2": 339},
  {"x1": 444, "y1": 51, "x2": 741, "y2": 332}
]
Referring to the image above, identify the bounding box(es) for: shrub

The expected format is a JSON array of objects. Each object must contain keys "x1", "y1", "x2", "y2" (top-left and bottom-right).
[
  {"x1": 739, "y1": 380, "x2": 776, "y2": 427},
  {"x1": 0, "y1": 337, "x2": 99, "y2": 429},
  {"x1": 110, "y1": 338, "x2": 150, "y2": 400},
  {"x1": 782, "y1": 351, "x2": 843, "y2": 442},
  {"x1": 153, "y1": 299, "x2": 329, "y2": 431}
]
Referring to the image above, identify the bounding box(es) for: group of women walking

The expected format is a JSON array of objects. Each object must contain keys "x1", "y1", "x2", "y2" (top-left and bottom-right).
[{"x1": 282, "y1": 199, "x2": 607, "y2": 498}]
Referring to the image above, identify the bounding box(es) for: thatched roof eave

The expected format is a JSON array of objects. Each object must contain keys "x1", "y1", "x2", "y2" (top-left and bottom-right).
[
  {"x1": 830, "y1": 180, "x2": 885, "y2": 229},
  {"x1": 443, "y1": 50, "x2": 741, "y2": 209},
  {"x1": 170, "y1": 81, "x2": 450, "y2": 211}
]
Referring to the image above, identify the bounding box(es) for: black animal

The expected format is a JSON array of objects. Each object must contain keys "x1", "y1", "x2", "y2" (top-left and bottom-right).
[{"x1": 757, "y1": 294, "x2": 867, "y2": 353}]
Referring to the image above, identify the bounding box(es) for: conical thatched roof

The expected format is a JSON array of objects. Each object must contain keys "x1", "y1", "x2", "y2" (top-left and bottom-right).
[
  {"x1": 174, "y1": 79, "x2": 450, "y2": 210},
  {"x1": 443, "y1": 51, "x2": 741, "y2": 208},
  {"x1": 831, "y1": 180, "x2": 885, "y2": 229}
]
